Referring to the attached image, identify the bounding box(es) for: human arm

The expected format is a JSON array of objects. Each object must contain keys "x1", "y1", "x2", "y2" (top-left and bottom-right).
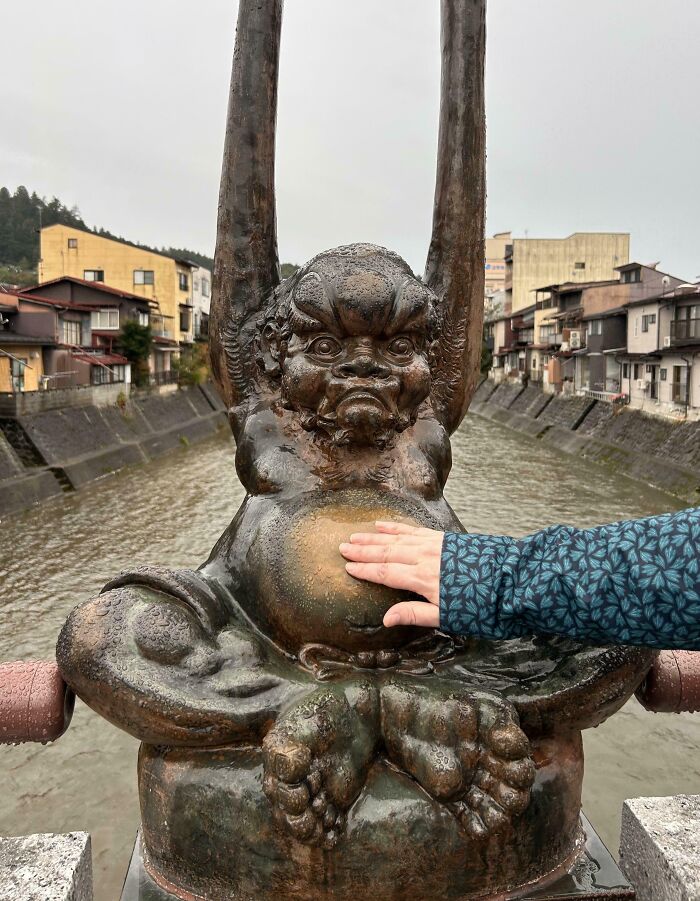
[{"x1": 341, "y1": 509, "x2": 700, "y2": 650}]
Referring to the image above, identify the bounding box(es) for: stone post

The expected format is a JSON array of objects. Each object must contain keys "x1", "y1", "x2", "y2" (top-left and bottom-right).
[
  {"x1": 620, "y1": 795, "x2": 700, "y2": 900},
  {"x1": 0, "y1": 832, "x2": 92, "y2": 901}
]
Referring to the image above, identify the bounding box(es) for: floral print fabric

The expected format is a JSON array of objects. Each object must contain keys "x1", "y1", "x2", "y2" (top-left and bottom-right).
[{"x1": 440, "y1": 508, "x2": 700, "y2": 650}]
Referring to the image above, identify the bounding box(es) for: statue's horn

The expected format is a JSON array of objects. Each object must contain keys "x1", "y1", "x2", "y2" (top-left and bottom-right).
[
  {"x1": 211, "y1": 0, "x2": 283, "y2": 410},
  {"x1": 425, "y1": 0, "x2": 486, "y2": 434}
]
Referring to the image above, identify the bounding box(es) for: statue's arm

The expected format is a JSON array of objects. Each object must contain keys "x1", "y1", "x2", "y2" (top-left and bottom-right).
[
  {"x1": 210, "y1": 0, "x2": 283, "y2": 411},
  {"x1": 424, "y1": 0, "x2": 486, "y2": 434},
  {"x1": 57, "y1": 581, "x2": 309, "y2": 747}
]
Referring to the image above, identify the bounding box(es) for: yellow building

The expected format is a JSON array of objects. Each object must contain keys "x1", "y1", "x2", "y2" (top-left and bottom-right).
[
  {"x1": 39, "y1": 224, "x2": 196, "y2": 346},
  {"x1": 0, "y1": 343, "x2": 45, "y2": 393},
  {"x1": 506, "y1": 232, "x2": 630, "y2": 314}
]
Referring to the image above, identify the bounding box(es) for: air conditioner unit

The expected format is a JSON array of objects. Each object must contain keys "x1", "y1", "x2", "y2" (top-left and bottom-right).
[
  {"x1": 637, "y1": 379, "x2": 650, "y2": 390},
  {"x1": 663, "y1": 336, "x2": 672, "y2": 348},
  {"x1": 560, "y1": 341, "x2": 570, "y2": 352},
  {"x1": 569, "y1": 330, "x2": 582, "y2": 349}
]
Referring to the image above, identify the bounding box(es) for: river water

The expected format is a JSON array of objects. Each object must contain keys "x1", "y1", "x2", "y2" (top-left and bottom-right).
[{"x1": 1, "y1": 414, "x2": 699, "y2": 900}]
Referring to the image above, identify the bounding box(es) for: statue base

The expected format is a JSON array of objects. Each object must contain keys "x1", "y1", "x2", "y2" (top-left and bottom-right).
[{"x1": 120, "y1": 814, "x2": 635, "y2": 901}]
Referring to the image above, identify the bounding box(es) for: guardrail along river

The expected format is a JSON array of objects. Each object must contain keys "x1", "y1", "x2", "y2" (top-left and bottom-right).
[{"x1": 1, "y1": 414, "x2": 699, "y2": 900}]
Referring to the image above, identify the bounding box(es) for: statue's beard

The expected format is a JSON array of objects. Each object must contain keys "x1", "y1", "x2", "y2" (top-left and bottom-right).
[{"x1": 296, "y1": 394, "x2": 413, "y2": 448}]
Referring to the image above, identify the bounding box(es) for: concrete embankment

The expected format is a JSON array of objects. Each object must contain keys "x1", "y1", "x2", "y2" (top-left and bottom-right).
[
  {"x1": 470, "y1": 380, "x2": 700, "y2": 503},
  {"x1": 0, "y1": 384, "x2": 228, "y2": 515}
]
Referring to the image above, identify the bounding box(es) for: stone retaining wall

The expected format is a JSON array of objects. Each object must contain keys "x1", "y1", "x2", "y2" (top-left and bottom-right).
[
  {"x1": 470, "y1": 379, "x2": 700, "y2": 502},
  {"x1": 0, "y1": 385, "x2": 228, "y2": 516},
  {"x1": 0, "y1": 383, "x2": 125, "y2": 417}
]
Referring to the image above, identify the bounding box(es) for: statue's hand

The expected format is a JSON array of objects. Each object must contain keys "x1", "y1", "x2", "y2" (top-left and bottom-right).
[{"x1": 381, "y1": 680, "x2": 535, "y2": 841}]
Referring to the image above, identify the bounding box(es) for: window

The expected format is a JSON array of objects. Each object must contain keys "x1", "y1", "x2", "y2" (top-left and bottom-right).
[
  {"x1": 62, "y1": 320, "x2": 82, "y2": 345},
  {"x1": 133, "y1": 270, "x2": 154, "y2": 286},
  {"x1": 622, "y1": 268, "x2": 642, "y2": 284},
  {"x1": 91, "y1": 308, "x2": 119, "y2": 330},
  {"x1": 137, "y1": 310, "x2": 149, "y2": 327},
  {"x1": 633, "y1": 363, "x2": 641, "y2": 380},
  {"x1": 641, "y1": 313, "x2": 656, "y2": 333},
  {"x1": 531, "y1": 357, "x2": 538, "y2": 369},
  {"x1": 68, "y1": 238, "x2": 78, "y2": 249},
  {"x1": 588, "y1": 319, "x2": 603, "y2": 336},
  {"x1": 178, "y1": 272, "x2": 189, "y2": 291},
  {"x1": 622, "y1": 363, "x2": 630, "y2": 379},
  {"x1": 539, "y1": 324, "x2": 556, "y2": 342},
  {"x1": 10, "y1": 358, "x2": 26, "y2": 392},
  {"x1": 84, "y1": 269, "x2": 104, "y2": 282},
  {"x1": 574, "y1": 262, "x2": 586, "y2": 270},
  {"x1": 660, "y1": 368, "x2": 668, "y2": 381},
  {"x1": 180, "y1": 308, "x2": 192, "y2": 332},
  {"x1": 202, "y1": 278, "x2": 210, "y2": 297},
  {"x1": 672, "y1": 365, "x2": 688, "y2": 403}
]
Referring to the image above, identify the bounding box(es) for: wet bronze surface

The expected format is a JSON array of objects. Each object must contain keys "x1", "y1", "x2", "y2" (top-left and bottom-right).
[{"x1": 57, "y1": 1, "x2": 649, "y2": 897}]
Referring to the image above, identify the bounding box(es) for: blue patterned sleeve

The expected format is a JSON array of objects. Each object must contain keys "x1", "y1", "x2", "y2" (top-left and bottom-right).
[{"x1": 439, "y1": 507, "x2": 700, "y2": 650}]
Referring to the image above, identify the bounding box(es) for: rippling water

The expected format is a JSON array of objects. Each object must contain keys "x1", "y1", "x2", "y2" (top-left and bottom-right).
[{"x1": 1, "y1": 414, "x2": 698, "y2": 900}]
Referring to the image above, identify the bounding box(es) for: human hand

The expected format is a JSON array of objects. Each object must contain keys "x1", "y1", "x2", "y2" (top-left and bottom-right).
[{"x1": 339, "y1": 522, "x2": 444, "y2": 629}]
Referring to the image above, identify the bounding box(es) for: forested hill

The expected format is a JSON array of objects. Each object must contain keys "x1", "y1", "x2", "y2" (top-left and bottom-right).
[{"x1": 0, "y1": 186, "x2": 214, "y2": 274}]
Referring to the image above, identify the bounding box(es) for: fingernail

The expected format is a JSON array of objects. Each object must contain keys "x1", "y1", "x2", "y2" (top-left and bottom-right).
[
  {"x1": 339, "y1": 543, "x2": 349, "y2": 552},
  {"x1": 384, "y1": 613, "x2": 401, "y2": 627},
  {"x1": 345, "y1": 562, "x2": 358, "y2": 573}
]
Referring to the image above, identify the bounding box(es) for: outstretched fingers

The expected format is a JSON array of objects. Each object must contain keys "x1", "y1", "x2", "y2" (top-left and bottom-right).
[
  {"x1": 345, "y1": 561, "x2": 424, "y2": 595},
  {"x1": 340, "y1": 542, "x2": 433, "y2": 566},
  {"x1": 375, "y1": 521, "x2": 444, "y2": 540}
]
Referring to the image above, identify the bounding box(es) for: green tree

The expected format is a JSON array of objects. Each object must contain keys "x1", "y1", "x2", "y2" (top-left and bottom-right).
[
  {"x1": 280, "y1": 263, "x2": 300, "y2": 279},
  {"x1": 173, "y1": 343, "x2": 210, "y2": 387},
  {"x1": 117, "y1": 320, "x2": 153, "y2": 388}
]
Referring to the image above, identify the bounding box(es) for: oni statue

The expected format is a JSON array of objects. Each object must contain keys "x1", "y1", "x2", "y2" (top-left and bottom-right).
[{"x1": 58, "y1": 2, "x2": 651, "y2": 898}]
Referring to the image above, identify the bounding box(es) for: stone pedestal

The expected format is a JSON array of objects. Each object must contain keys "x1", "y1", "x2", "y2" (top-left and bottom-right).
[
  {"x1": 0, "y1": 832, "x2": 92, "y2": 901},
  {"x1": 620, "y1": 795, "x2": 700, "y2": 901},
  {"x1": 121, "y1": 815, "x2": 633, "y2": 901}
]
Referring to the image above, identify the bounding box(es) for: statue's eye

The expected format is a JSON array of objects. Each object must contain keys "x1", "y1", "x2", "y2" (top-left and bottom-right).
[
  {"x1": 308, "y1": 336, "x2": 342, "y2": 358},
  {"x1": 387, "y1": 337, "x2": 415, "y2": 358}
]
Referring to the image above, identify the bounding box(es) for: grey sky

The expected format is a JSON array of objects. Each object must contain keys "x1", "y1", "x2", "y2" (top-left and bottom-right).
[{"x1": 2, "y1": 1, "x2": 698, "y2": 280}]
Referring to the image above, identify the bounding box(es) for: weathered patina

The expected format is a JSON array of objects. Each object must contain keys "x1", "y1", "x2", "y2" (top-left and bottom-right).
[{"x1": 58, "y1": 2, "x2": 652, "y2": 898}]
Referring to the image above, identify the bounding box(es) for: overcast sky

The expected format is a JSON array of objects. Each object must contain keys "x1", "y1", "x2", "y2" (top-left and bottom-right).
[{"x1": 2, "y1": 1, "x2": 698, "y2": 280}]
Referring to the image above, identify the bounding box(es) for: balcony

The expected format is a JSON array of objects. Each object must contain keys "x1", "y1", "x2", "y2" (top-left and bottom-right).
[
  {"x1": 670, "y1": 319, "x2": 700, "y2": 345},
  {"x1": 150, "y1": 370, "x2": 179, "y2": 387}
]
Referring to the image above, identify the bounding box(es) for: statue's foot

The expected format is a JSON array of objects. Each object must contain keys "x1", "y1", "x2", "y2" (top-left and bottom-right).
[
  {"x1": 381, "y1": 680, "x2": 535, "y2": 841},
  {"x1": 262, "y1": 684, "x2": 378, "y2": 849}
]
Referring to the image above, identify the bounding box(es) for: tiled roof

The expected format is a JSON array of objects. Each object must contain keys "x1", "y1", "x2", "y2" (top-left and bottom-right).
[
  {"x1": 71, "y1": 352, "x2": 129, "y2": 366},
  {"x1": 0, "y1": 332, "x2": 55, "y2": 346},
  {"x1": 23, "y1": 277, "x2": 153, "y2": 306},
  {"x1": 0, "y1": 289, "x2": 94, "y2": 313}
]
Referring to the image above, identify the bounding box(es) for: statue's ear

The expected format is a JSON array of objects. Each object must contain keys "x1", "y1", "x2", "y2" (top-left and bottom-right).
[{"x1": 258, "y1": 321, "x2": 282, "y2": 378}]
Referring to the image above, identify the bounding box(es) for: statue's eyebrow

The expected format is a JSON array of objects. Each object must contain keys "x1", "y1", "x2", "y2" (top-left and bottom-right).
[{"x1": 383, "y1": 281, "x2": 432, "y2": 336}]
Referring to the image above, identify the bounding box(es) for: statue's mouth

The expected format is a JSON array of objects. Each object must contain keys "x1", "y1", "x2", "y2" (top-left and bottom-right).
[{"x1": 338, "y1": 388, "x2": 391, "y2": 409}]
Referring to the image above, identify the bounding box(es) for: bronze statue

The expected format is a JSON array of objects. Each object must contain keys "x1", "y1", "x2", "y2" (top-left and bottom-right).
[{"x1": 58, "y1": 1, "x2": 652, "y2": 898}]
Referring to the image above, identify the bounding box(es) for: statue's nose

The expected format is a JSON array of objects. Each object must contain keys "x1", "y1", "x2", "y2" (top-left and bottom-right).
[{"x1": 334, "y1": 355, "x2": 390, "y2": 379}]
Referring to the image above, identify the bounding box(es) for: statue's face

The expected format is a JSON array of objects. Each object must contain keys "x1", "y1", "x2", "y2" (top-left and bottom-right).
[{"x1": 276, "y1": 260, "x2": 435, "y2": 447}]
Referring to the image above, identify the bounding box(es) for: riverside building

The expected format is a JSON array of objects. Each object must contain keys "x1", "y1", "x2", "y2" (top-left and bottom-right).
[{"x1": 39, "y1": 225, "x2": 202, "y2": 355}]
